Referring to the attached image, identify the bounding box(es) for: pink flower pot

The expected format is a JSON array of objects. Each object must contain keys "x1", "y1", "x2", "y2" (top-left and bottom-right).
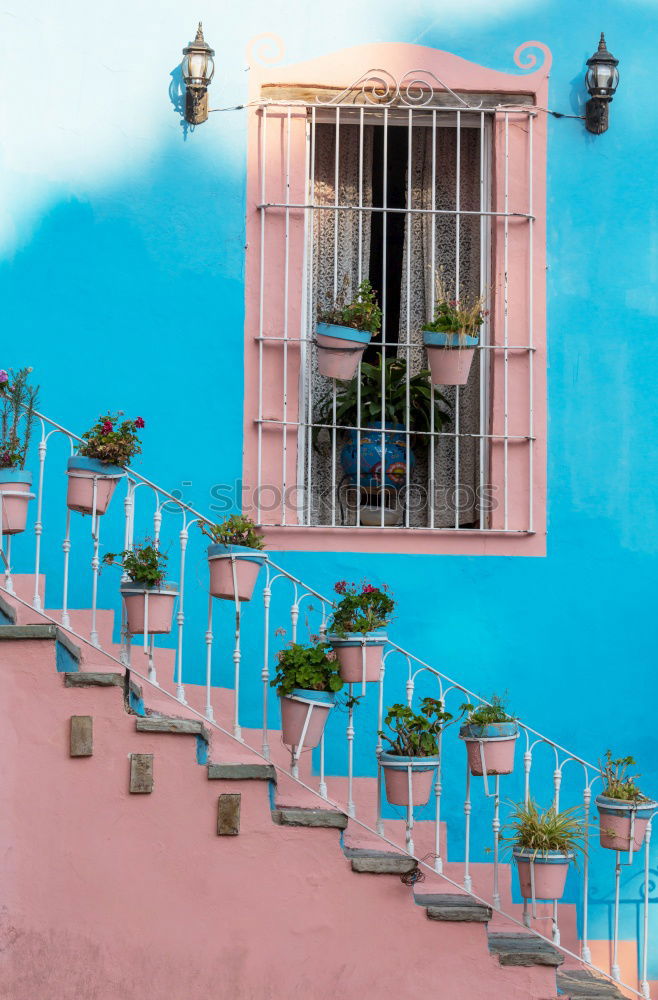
[
  {"x1": 66, "y1": 457, "x2": 124, "y2": 516},
  {"x1": 328, "y1": 632, "x2": 387, "y2": 683},
  {"x1": 279, "y1": 689, "x2": 335, "y2": 750},
  {"x1": 380, "y1": 752, "x2": 439, "y2": 807},
  {"x1": 0, "y1": 470, "x2": 33, "y2": 535},
  {"x1": 207, "y1": 544, "x2": 266, "y2": 601},
  {"x1": 121, "y1": 583, "x2": 178, "y2": 635},
  {"x1": 460, "y1": 722, "x2": 519, "y2": 776},
  {"x1": 595, "y1": 795, "x2": 656, "y2": 852},
  {"x1": 513, "y1": 849, "x2": 572, "y2": 901},
  {"x1": 423, "y1": 331, "x2": 478, "y2": 387},
  {"x1": 316, "y1": 323, "x2": 371, "y2": 381}
]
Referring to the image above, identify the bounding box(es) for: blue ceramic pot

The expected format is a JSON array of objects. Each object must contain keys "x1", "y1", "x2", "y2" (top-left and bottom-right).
[{"x1": 340, "y1": 422, "x2": 415, "y2": 491}]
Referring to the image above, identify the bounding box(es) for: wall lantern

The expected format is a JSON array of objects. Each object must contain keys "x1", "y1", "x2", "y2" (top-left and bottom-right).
[
  {"x1": 182, "y1": 23, "x2": 215, "y2": 125},
  {"x1": 585, "y1": 33, "x2": 619, "y2": 134}
]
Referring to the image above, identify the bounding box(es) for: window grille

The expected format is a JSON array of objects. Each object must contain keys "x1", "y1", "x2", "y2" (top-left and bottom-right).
[{"x1": 251, "y1": 74, "x2": 539, "y2": 537}]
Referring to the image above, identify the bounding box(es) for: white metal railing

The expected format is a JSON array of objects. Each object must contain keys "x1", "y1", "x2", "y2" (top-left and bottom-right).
[{"x1": 0, "y1": 405, "x2": 654, "y2": 999}]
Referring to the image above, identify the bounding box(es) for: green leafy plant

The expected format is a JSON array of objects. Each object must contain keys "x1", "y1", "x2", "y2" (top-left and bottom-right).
[
  {"x1": 466, "y1": 694, "x2": 516, "y2": 726},
  {"x1": 315, "y1": 355, "x2": 450, "y2": 444},
  {"x1": 103, "y1": 539, "x2": 168, "y2": 588},
  {"x1": 270, "y1": 641, "x2": 344, "y2": 698},
  {"x1": 600, "y1": 750, "x2": 648, "y2": 802},
  {"x1": 200, "y1": 514, "x2": 264, "y2": 550},
  {"x1": 500, "y1": 800, "x2": 585, "y2": 858},
  {"x1": 329, "y1": 579, "x2": 395, "y2": 636},
  {"x1": 318, "y1": 278, "x2": 382, "y2": 337},
  {"x1": 78, "y1": 412, "x2": 145, "y2": 466},
  {"x1": 0, "y1": 366, "x2": 39, "y2": 470},
  {"x1": 379, "y1": 698, "x2": 468, "y2": 758},
  {"x1": 424, "y1": 274, "x2": 487, "y2": 344}
]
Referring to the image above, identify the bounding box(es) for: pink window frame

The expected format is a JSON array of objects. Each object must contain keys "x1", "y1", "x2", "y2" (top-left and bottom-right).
[{"x1": 242, "y1": 41, "x2": 551, "y2": 556}]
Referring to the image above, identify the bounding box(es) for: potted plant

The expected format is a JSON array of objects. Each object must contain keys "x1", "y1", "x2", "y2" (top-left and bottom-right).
[
  {"x1": 270, "y1": 641, "x2": 344, "y2": 750},
  {"x1": 422, "y1": 278, "x2": 487, "y2": 386},
  {"x1": 379, "y1": 698, "x2": 465, "y2": 807},
  {"x1": 501, "y1": 800, "x2": 584, "y2": 902},
  {"x1": 315, "y1": 355, "x2": 450, "y2": 509},
  {"x1": 316, "y1": 279, "x2": 382, "y2": 380},
  {"x1": 327, "y1": 579, "x2": 394, "y2": 684},
  {"x1": 595, "y1": 751, "x2": 657, "y2": 853},
  {"x1": 0, "y1": 367, "x2": 38, "y2": 535},
  {"x1": 201, "y1": 514, "x2": 266, "y2": 602},
  {"x1": 459, "y1": 694, "x2": 519, "y2": 777},
  {"x1": 67, "y1": 412, "x2": 145, "y2": 516},
  {"x1": 103, "y1": 539, "x2": 177, "y2": 635}
]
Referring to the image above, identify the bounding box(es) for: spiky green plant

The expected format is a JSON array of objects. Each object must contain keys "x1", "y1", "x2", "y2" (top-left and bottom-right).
[
  {"x1": 466, "y1": 693, "x2": 515, "y2": 726},
  {"x1": 600, "y1": 750, "x2": 648, "y2": 802},
  {"x1": 500, "y1": 800, "x2": 585, "y2": 859},
  {"x1": 0, "y1": 366, "x2": 39, "y2": 469}
]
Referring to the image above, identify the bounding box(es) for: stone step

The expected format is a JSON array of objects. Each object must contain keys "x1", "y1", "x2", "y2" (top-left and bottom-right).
[
  {"x1": 0, "y1": 592, "x2": 17, "y2": 624},
  {"x1": 207, "y1": 763, "x2": 276, "y2": 781},
  {"x1": 64, "y1": 671, "x2": 124, "y2": 688},
  {"x1": 344, "y1": 848, "x2": 417, "y2": 875},
  {"x1": 135, "y1": 716, "x2": 211, "y2": 741},
  {"x1": 417, "y1": 893, "x2": 492, "y2": 923},
  {"x1": 272, "y1": 806, "x2": 348, "y2": 829},
  {"x1": 488, "y1": 933, "x2": 564, "y2": 967},
  {"x1": 556, "y1": 970, "x2": 627, "y2": 999}
]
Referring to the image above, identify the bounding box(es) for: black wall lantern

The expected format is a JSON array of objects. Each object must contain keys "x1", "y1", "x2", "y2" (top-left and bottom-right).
[
  {"x1": 585, "y1": 33, "x2": 619, "y2": 134},
  {"x1": 182, "y1": 23, "x2": 215, "y2": 125}
]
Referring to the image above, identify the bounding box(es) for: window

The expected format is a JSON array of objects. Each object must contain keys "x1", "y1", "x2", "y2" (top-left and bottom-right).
[{"x1": 242, "y1": 47, "x2": 549, "y2": 555}]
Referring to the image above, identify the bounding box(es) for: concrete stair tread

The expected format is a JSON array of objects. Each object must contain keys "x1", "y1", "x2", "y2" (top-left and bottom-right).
[
  {"x1": 344, "y1": 847, "x2": 417, "y2": 874},
  {"x1": 207, "y1": 762, "x2": 276, "y2": 781},
  {"x1": 272, "y1": 806, "x2": 348, "y2": 829},
  {"x1": 64, "y1": 671, "x2": 124, "y2": 688},
  {"x1": 416, "y1": 892, "x2": 493, "y2": 923},
  {"x1": 489, "y1": 933, "x2": 564, "y2": 967},
  {"x1": 136, "y1": 715, "x2": 210, "y2": 740},
  {"x1": 556, "y1": 970, "x2": 626, "y2": 999}
]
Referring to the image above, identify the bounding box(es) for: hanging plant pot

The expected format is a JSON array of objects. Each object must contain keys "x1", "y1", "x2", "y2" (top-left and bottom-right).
[
  {"x1": 316, "y1": 323, "x2": 371, "y2": 380},
  {"x1": 595, "y1": 795, "x2": 657, "y2": 853},
  {"x1": 340, "y1": 422, "x2": 415, "y2": 493},
  {"x1": 422, "y1": 331, "x2": 478, "y2": 386},
  {"x1": 280, "y1": 688, "x2": 335, "y2": 750},
  {"x1": 0, "y1": 468, "x2": 34, "y2": 535},
  {"x1": 460, "y1": 721, "x2": 519, "y2": 776},
  {"x1": 328, "y1": 631, "x2": 387, "y2": 684},
  {"x1": 121, "y1": 582, "x2": 178, "y2": 635},
  {"x1": 513, "y1": 848, "x2": 573, "y2": 901},
  {"x1": 66, "y1": 456, "x2": 124, "y2": 516},
  {"x1": 207, "y1": 543, "x2": 267, "y2": 602},
  {"x1": 380, "y1": 752, "x2": 439, "y2": 807}
]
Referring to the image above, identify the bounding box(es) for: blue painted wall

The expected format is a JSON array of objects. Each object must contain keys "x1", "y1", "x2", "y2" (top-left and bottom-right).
[{"x1": 2, "y1": 0, "x2": 657, "y2": 971}]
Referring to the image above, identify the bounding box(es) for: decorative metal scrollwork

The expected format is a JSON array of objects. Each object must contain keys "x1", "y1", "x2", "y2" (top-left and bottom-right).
[{"x1": 315, "y1": 68, "x2": 481, "y2": 109}]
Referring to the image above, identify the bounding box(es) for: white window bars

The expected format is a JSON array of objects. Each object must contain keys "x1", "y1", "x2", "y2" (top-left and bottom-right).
[{"x1": 253, "y1": 82, "x2": 538, "y2": 534}]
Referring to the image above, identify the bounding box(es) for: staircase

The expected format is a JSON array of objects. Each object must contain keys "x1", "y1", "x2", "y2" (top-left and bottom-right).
[{"x1": 0, "y1": 404, "x2": 654, "y2": 999}]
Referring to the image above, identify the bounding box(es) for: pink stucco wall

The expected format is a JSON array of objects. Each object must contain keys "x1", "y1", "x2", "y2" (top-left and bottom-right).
[{"x1": 0, "y1": 630, "x2": 560, "y2": 1000}]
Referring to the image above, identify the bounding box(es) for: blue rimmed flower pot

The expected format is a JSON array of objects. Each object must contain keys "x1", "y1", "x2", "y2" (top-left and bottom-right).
[
  {"x1": 120, "y1": 580, "x2": 178, "y2": 635},
  {"x1": 340, "y1": 422, "x2": 415, "y2": 493},
  {"x1": 513, "y1": 848, "x2": 573, "y2": 901},
  {"x1": 327, "y1": 631, "x2": 387, "y2": 683},
  {"x1": 0, "y1": 467, "x2": 33, "y2": 535},
  {"x1": 280, "y1": 688, "x2": 335, "y2": 749},
  {"x1": 595, "y1": 794, "x2": 657, "y2": 852},
  {"x1": 422, "y1": 330, "x2": 478, "y2": 386},
  {"x1": 66, "y1": 455, "x2": 125, "y2": 516},
  {"x1": 207, "y1": 543, "x2": 267, "y2": 602},
  {"x1": 459, "y1": 720, "x2": 519, "y2": 776},
  {"x1": 316, "y1": 322, "x2": 371, "y2": 380},
  {"x1": 380, "y1": 751, "x2": 439, "y2": 806}
]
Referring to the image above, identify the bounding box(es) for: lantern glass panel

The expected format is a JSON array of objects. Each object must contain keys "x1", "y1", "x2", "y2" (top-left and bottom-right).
[{"x1": 188, "y1": 51, "x2": 208, "y2": 82}]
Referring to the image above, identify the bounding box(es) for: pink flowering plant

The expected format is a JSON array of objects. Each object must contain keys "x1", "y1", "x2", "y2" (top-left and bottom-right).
[
  {"x1": 329, "y1": 579, "x2": 395, "y2": 637},
  {"x1": 78, "y1": 412, "x2": 145, "y2": 467},
  {"x1": 424, "y1": 274, "x2": 487, "y2": 345},
  {"x1": 200, "y1": 514, "x2": 264, "y2": 551},
  {"x1": 0, "y1": 366, "x2": 39, "y2": 470},
  {"x1": 103, "y1": 538, "x2": 167, "y2": 588}
]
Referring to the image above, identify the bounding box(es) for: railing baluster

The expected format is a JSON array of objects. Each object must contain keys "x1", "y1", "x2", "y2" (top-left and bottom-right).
[
  {"x1": 261, "y1": 579, "x2": 271, "y2": 759},
  {"x1": 492, "y1": 774, "x2": 501, "y2": 910},
  {"x1": 347, "y1": 683, "x2": 355, "y2": 817},
  {"x1": 640, "y1": 819, "x2": 652, "y2": 999},
  {"x1": 204, "y1": 594, "x2": 214, "y2": 723},
  {"x1": 61, "y1": 507, "x2": 71, "y2": 628},
  {"x1": 611, "y1": 850, "x2": 622, "y2": 981},
  {"x1": 434, "y1": 728, "x2": 443, "y2": 873},
  {"x1": 463, "y1": 759, "x2": 472, "y2": 891},
  {"x1": 581, "y1": 781, "x2": 592, "y2": 964},
  {"x1": 32, "y1": 434, "x2": 46, "y2": 610},
  {"x1": 231, "y1": 557, "x2": 242, "y2": 740},
  {"x1": 90, "y1": 479, "x2": 101, "y2": 647},
  {"x1": 175, "y1": 522, "x2": 189, "y2": 704}
]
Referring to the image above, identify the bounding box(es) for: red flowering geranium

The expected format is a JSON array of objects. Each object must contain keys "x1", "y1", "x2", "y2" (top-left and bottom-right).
[
  {"x1": 78, "y1": 412, "x2": 145, "y2": 467},
  {"x1": 329, "y1": 579, "x2": 395, "y2": 636}
]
